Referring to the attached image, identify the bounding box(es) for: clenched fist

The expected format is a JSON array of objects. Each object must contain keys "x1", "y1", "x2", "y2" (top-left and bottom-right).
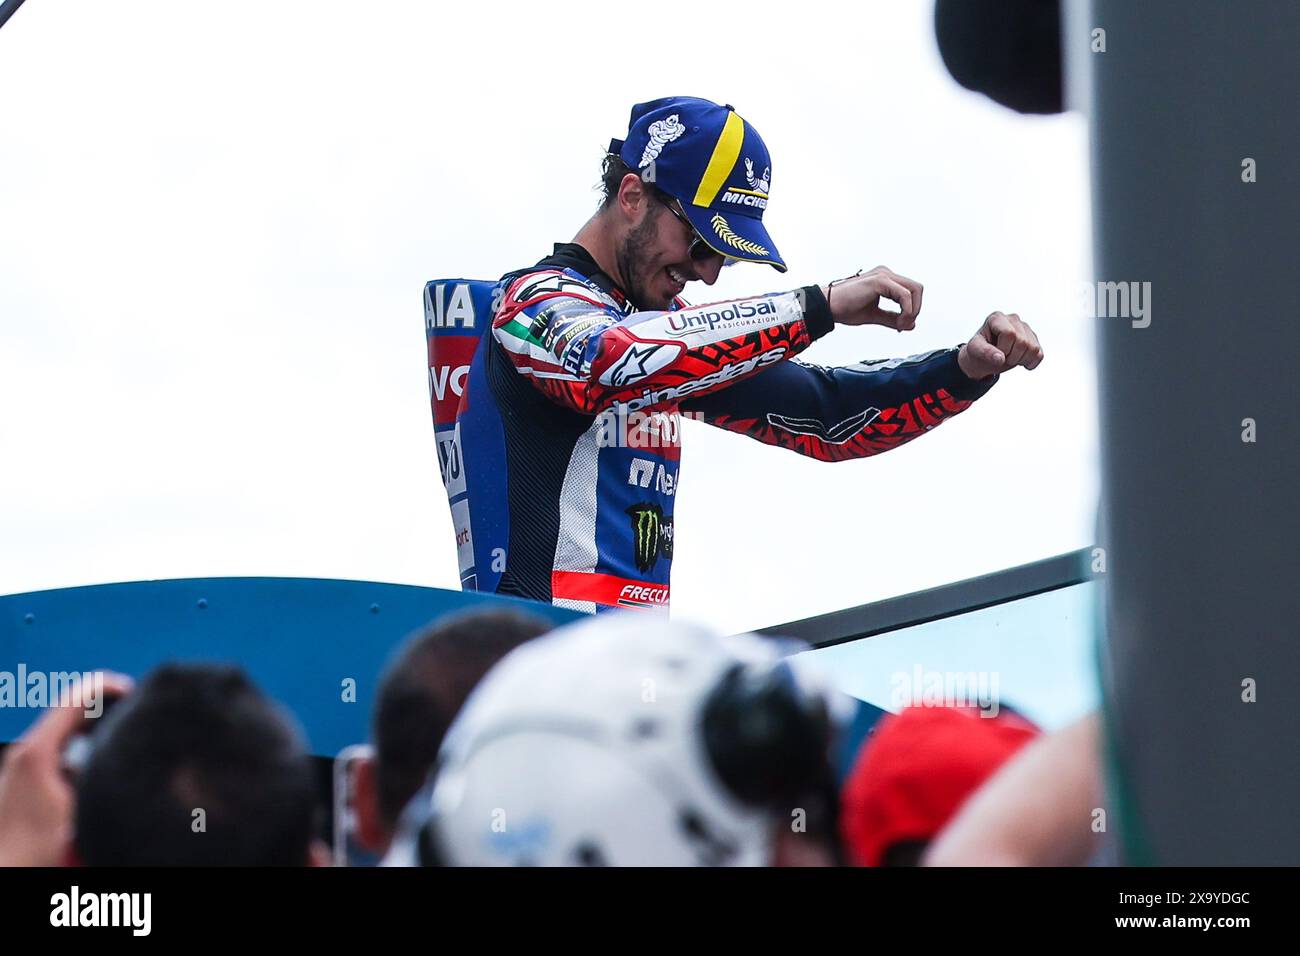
[{"x1": 958, "y1": 311, "x2": 1044, "y2": 381}]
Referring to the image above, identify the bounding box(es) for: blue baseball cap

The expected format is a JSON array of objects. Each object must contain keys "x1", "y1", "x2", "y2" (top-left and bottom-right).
[{"x1": 609, "y1": 96, "x2": 786, "y2": 273}]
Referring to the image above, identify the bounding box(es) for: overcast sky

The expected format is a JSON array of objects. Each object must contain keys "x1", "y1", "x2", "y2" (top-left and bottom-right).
[{"x1": 0, "y1": 0, "x2": 1096, "y2": 634}]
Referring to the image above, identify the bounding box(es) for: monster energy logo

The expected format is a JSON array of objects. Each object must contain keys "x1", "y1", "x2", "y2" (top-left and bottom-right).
[{"x1": 626, "y1": 503, "x2": 674, "y2": 573}]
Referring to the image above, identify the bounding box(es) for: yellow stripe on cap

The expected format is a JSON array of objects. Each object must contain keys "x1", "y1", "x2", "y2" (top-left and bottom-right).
[{"x1": 692, "y1": 112, "x2": 745, "y2": 208}]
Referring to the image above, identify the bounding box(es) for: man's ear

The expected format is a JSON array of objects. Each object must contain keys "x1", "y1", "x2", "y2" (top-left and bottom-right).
[
  {"x1": 617, "y1": 171, "x2": 650, "y2": 219},
  {"x1": 351, "y1": 754, "x2": 391, "y2": 854}
]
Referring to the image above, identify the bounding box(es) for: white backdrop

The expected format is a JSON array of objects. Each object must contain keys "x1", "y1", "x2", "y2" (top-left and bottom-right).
[{"x1": 0, "y1": 1, "x2": 1096, "y2": 633}]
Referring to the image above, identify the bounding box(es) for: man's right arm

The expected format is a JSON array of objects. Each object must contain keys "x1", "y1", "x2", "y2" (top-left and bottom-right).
[{"x1": 491, "y1": 269, "x2": 833, "y2": 415}]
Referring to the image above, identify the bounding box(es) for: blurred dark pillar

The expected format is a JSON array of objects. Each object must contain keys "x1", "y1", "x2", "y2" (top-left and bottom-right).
[{"x1": 1089, "y1": 0, "x2": 1300, "y2": 863}]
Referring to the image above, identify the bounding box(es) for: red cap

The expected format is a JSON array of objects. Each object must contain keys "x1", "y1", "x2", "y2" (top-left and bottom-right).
[{"x1": 840, "y1": 706, "x2": 1039, "y2": 866}]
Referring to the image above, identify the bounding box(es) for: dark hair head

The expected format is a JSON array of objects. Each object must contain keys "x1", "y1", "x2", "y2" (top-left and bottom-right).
[
  {"x1": 600, "y1": 151, "x2": 672, "y2": 211},
  {"x1": 372, "y1": 608, "x2": 552, "y2": 827},
  {"x1": 600, "y1": 152, "x2": 634, "y2": 209},
  {"x1": 74, "y1": 663, "x2": 317, "y2": 866}
]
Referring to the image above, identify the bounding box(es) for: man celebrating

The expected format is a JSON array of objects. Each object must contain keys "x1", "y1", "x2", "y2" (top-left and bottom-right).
[{"x1": 435, "y1": 96, "x2": 1041, "y2": 613}]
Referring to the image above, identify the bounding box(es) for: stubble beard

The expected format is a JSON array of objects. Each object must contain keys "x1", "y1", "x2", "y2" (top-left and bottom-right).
[{"x1": 616, "y1": 210, "x2": 667, "y2": 312}]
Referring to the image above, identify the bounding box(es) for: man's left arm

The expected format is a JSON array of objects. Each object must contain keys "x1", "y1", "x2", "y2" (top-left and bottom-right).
[{"x1": 681, "y1": 311, "x2": 1042, "y2": 461}]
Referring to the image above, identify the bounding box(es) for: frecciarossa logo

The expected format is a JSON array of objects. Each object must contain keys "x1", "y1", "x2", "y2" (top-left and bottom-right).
[
  {"x1": 550, "y1": 570, "x2": 669, "y2": 611},
  {"x1": 618, "y1": 584, "x2": 670, "y2": 609},
  {"x1": 616, "y1": 347, "x2": 786, "y2": 412}
]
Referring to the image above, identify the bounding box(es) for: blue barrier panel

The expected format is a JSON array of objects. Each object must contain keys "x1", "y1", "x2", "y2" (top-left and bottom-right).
[
  {"x1": 0, "y1": 578, "x2": 584, "y2": 756},
  {"x1": 796, "y1": 581, "x2": 1100, "y2": 732}
]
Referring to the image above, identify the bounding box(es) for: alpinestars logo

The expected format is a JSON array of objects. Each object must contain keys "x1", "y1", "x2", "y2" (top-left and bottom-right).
[
  {"x1": 514, "y1": 272, "x2": 604, "y2": 303},
  {"x1": 598, "y1": 341, "x2": 684, "y2": 387},
  {"x1": 626, "y1": 503, "x2": 673, "y2": 573},
  {"x1": 640, "y1": 115, "x2": 685, "y2": 169},
  {"x1": 616, "y1": 345, "x2": 787, "y2": 412}
]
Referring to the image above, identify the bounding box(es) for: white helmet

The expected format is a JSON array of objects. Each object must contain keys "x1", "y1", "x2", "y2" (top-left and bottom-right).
[{"x1": 384, "y1": 613, "x2": 839, "y2": 866}]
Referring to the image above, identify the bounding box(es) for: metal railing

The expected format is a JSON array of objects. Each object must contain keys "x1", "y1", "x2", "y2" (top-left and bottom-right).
[{"x1": 757, "y1": 548, "x2": 1097, "y2": 648}]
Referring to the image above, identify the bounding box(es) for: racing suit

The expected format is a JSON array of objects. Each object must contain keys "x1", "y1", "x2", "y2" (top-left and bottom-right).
[{"x1": 485, "y1": 243, "x2": 997, "y2": 612}]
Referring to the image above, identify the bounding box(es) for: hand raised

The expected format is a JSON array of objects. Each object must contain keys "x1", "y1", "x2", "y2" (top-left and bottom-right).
[{"x1": 821, "y1": 266, "x2": 924, "y2": 331}]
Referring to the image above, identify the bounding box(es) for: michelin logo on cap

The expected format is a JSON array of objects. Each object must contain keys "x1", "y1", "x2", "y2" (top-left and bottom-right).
[
  {"x1": 639, "y1": 115, "x2": 686, "y2": 169},
  {"x1": 720, "y1": 157, "x2": 770, "y2": 209}
]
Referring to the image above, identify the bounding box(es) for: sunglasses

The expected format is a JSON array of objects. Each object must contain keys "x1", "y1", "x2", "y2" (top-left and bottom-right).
[{"x1": 657, "y1": 196, "x2": 739, "y2": 268}]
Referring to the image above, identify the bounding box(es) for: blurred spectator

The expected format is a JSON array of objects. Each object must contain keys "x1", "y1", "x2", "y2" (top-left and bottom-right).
[
  {"x1": 0, "y1": 673, "x2": 133, "y2": 867},
  {"x1": 934, "y1": 0, "x2": 1064, "y2": 114},
  {"x1": 350, "y1": 608, "x2": 553, "y2": 855},
  {"x1": 384, "y1": 615, "x2": 841, "y2": 866},
  {"x1": 924, "y1": 712, "x2": 1104, "y2": 866},
  {"x1": 840, "y1": 705, "x2": 1039, "y2": 866},
  {"x1": 73, "y1": 663, "x2": 324, "y2": 866}
]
